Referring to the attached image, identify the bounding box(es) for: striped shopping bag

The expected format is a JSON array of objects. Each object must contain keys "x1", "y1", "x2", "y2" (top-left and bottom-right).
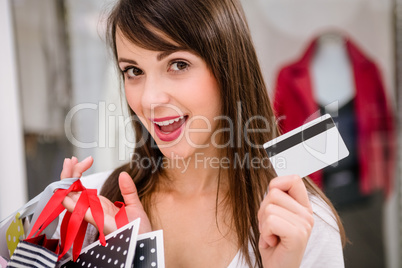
[{"x1": 7, "y1": 234, "x2": 59, "y2": 268}]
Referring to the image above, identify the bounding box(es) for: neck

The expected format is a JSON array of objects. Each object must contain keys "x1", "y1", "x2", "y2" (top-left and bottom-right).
[
  {"x1": 159, "y1": 149, "x2": 228, "y2": 196},
  {"x1": 315, "y1": 34, "x2": 347, "y2": 61}
]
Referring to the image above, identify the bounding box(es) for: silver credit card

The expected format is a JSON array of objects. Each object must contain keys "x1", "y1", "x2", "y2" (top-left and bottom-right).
[{"x1": 264, "y1": 114, "x2": 349, "y2": 178}]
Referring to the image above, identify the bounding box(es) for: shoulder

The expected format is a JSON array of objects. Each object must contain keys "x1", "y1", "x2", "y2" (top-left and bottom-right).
[
  {"x1": 300, "y1": 193, "x2": 345, "y2": 268},
  {"x1": 80, "y1": 170, "x2": 113, "y2": 192}
]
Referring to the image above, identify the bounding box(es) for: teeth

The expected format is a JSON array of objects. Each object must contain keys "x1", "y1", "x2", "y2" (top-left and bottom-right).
[{"x1": 153, "y1": 116, "x2": 184, "y2": 126}]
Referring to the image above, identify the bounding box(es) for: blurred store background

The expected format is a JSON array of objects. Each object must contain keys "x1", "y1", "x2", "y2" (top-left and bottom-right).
[{"x1": 0, "y1": 0, "x2": 401, "y2": 267}]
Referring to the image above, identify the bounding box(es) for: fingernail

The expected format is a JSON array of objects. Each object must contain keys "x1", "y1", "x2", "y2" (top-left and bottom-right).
[{"x1": 83, "y1": 156, "x2": 92, "y2": 162}]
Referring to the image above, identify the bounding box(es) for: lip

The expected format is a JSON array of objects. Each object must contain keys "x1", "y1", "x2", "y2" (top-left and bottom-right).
[{"x1": 151, "y1": 115, "x2": 188, "y2": 142}]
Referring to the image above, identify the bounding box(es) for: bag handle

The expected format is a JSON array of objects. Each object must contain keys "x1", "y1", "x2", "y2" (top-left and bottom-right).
[
  {"x1": 114, "y1": 201, "x2": 129, "y2": 229},
  {"x1": 27, "y1": 179, "x2": 106, "y2": 262},
  {"x1": 27, "y1": 180, "x2": 84, "y2": 238},
  {"x1": 0, "y1": 178, "x2": 78, "y2": 239}
]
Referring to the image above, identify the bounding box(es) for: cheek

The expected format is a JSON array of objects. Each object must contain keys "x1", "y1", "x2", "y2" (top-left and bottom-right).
[
  {"x1": 125, "y1": 88, "x2": 142, "y2": 114},
  {"x1": 126, "y1": 94, "x2": 149, "y2": 132},
  {"x1": 188, "y1": 74, "x2": 221, "y2": 109},
  {"x1": 202, "y1": 81, "x2": 221, "y2": 115},
  {"x1": 124, "y1": 87, "x2": 152, "y2": 131},
  {"x1": 188, "y1": 80, "x2": 221, "y2": 130}
]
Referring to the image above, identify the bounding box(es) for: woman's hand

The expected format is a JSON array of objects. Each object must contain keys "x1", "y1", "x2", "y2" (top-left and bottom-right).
[
  {"x1": 60, "y1": 156, "x2": 94, "y2": 179},
  {"x1": 258, "y1": 175, "x2": 314, "y2": 268},
  {"x1": 60, "y1": 157, "x2": 152, "y2": 235}
]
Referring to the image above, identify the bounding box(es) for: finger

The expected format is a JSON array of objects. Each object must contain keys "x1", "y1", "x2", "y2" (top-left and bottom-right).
[
  {"x1": 72, "y1": 156, "x2": 94, "y2": 178},
  {"x1": 259, "y1": 214, "x2": 290, "y2": 248},
  {"x1": 62, "y1": 192, "x2": 102, "y2": 229},
  {"x1": 259, "y1": 214, "x2": 309, "y2": 249},
  {"x1": 259, "y1": 234, "x2": 278, "y2": 249},
  {"x1": 259, "y1": 203, "x2": 300, "y2": 228},
  {"x1": 259, "y1": 204, "x2": 313, "y2": 241},
  {"x1": 260, "y1": 188, "x2": 312, "y2": 221},
  {"x1": 60, "y1": 158, "x2": 73, "y2": 179},
  {"x1": 61, "y1": 192, "x2": 82, "y2": 213},
  {"x1": 71, "y1": 156, "x2": 79, "y2": 166},
  {"x1": 118, "y1": 172, "x2": 143, "y2": 209},
  {"x1": 269, "y1": 175, "x2": 311, "y2": 211}
]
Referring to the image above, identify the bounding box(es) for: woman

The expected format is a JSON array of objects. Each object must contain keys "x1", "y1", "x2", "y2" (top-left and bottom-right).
[{"x1": 61, "y1": 0, "x2": 345, "y2": 267}]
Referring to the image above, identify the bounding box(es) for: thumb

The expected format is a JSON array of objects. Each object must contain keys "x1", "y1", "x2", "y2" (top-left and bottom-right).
[
  {"x1": 118, "y1": 172, "x2": 143, "y2": 209},
  {"x1": 259, "y1": 234, "x2": 279, "y2": 249},
  {"x1": 118, "y1": 172, "x2": 152, "y2": 233},
  {"x1": 72, "y1": 156, "x2": 94, "y2": 178}
]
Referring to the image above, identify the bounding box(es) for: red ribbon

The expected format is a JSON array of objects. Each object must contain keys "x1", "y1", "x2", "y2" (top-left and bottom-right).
[
  {"x1": 114, "y1": 201, "x2": 129, "y2": 229},
  {"x1": 27, "y1": 180, "x2": 106, "y2": 262}
]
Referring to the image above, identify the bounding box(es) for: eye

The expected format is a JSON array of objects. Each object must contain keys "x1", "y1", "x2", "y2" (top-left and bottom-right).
[
  {"x1": 169, "y1": 61, "x2": 189, "y2": 72},
  {"x1": 122, "y1": 66, "x2": 143, "y2": 79}
]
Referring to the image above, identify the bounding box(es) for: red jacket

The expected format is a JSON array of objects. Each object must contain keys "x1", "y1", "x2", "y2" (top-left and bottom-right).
[{"x1": 273, "y1": 36, "x2": 396, "y2": 196}]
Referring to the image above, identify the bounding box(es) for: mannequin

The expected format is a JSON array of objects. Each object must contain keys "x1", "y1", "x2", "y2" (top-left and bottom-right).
[
  {"x1": 310, "y1": 34, "x2": 386, "y2": 266},
  {"x1": 310, "y1": 32, "x2": 360, "y2": 206},
  {"x1": 274, "y1": 32, "x2": 395, "y2": 267},
  {"x1": 274, "y1": 33, "x2": 395, "y2": 197},
  {"x1": 311, "y1": 33, "x2": 355, "y2": 109}
]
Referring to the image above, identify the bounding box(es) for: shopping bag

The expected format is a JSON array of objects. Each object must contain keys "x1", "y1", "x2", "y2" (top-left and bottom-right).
[
  {"x1": 26, "y1": 179, "x2": 106, "y2": 262},
  {"x1": 60, "y1": 218, "x2": 141, "y2": 268},
  {"x1": 5, "y1": 213, "x2": 24, "y2": 257},
  {"x1": 133, "y1": 230, "x2": 165, "y2": 268},
  {"x1": 0, "y1": 256, "x2": 8, "y2": 267},
  {"x1": 60, "y1": 202, "x2": 165, "y2": 268},
  {"x1": 3, "y1": 178, "x2": 106, "y2": 266},
  {"x1": 0, "y1": 178, "x2": 78, "y2": 259},
  {"x1": 7, "y1": 234, "x2": 59, "y2": 268}
]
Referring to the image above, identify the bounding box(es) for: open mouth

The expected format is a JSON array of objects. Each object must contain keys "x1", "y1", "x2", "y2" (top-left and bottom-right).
[
  {"x1": 151, "y1": 115, "x2": 188, "y2": 142},
  {"x1": 153, "y1": 115, "x2": 188, "y2": 132}
]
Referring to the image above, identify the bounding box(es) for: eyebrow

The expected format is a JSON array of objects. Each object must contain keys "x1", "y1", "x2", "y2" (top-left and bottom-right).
[
  {"x1": 118, "y1": 51, "x2": 177, "y2": 65},
  {"x1": 157, "y1": 50, "x2": 175, "y2": 61},
  {"x1": 118, "y1": 58, "x2": 138, "y2": 65}
]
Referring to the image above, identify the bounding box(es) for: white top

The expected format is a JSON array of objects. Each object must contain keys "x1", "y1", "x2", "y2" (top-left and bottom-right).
[{"x1": 77, "y1": 171, "x2": 345, "y2": 268}]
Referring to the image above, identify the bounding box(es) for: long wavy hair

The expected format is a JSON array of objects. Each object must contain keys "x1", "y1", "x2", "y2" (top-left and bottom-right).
[{"x1": 101, "y1": 0, "x2": 345, "y2": 266}]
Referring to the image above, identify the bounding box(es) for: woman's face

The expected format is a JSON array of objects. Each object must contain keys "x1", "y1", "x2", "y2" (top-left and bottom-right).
[{"x1": 116, "y1": 30, "x2": 222, "y2": 160}]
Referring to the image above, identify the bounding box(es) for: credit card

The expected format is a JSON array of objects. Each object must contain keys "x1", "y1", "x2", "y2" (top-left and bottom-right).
[{"x1": 263, "y1": 114, "x2": 349, "y2": 178}]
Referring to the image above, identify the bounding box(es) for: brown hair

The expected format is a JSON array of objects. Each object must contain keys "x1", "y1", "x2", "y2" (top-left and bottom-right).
[{"x1": 101, "y1": 0, "x2": 345, "y2": 266}]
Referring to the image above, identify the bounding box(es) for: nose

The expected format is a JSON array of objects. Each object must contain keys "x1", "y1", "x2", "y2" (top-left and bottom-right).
[{"x1": 141, "y1": 75, "x2": 170, "y2": 110}]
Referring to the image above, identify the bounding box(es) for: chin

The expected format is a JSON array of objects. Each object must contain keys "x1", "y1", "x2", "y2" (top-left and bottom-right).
[{"x1": 159, "y1": 147, "x2": 193, "y2": 160}]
